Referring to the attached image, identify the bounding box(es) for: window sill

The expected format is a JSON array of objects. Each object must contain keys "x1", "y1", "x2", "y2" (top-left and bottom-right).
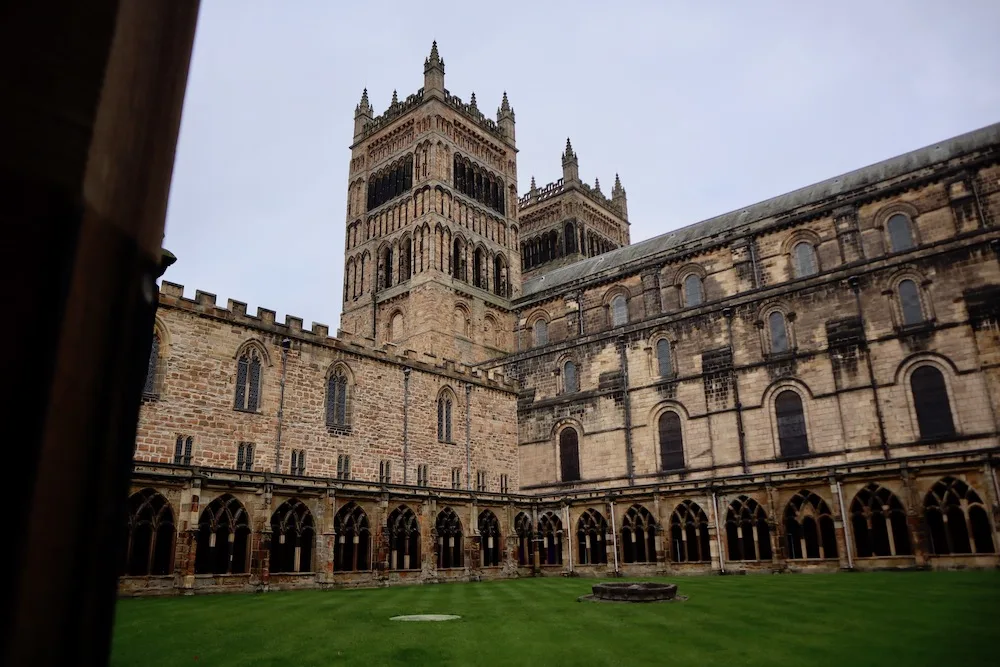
[
  {"x1": 896, "y1": 320, "x2": 936, "y2": 335},
  {"x1": 233, "y1": 407, "x2": 262, "y2": 415},
  {"x1": 327, "y1": 425, "x2": 352, "y2": 436}
]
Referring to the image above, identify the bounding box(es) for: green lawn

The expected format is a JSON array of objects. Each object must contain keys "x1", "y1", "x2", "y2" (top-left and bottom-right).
[{"x1": 111, "y1": 571, "x2": 1000, "y2": 667}]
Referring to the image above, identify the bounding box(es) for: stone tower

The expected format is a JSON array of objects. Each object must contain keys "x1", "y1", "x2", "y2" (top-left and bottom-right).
[
  {"x1": 339, "y1": 43, "x2": 521, "y2": 364},
  {"x1": 518, "y1": 139, "x2": 629, "y2": 280}
]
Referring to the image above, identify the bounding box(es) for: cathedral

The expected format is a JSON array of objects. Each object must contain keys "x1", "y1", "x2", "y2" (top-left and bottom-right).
[{"x1": 122, "y1": 43, "x2": 1000, "y2": 596}]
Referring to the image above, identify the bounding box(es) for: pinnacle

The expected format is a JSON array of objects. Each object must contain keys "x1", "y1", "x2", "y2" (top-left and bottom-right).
[
  {"x1": 360, "y1": 87, "x2": 369, "y2": 106},
  {"x1": 594, "y1": 177, "x2": 601, "y2": 192},
  {"x1": 501, "y1": 91, "x2": 510, "y2": 111},
  {"x1": 470, "y1": 91, "x2": 477, "y2": 107},
  {"x1": 563, "y1": 137, "x2": 576, "y2": 160},
  {"x1": 530, "y1": 176, "x2": 537, "y2": 189},
  {"x1": 425, "y1": 40, "x2": 443, "y2": 68},
  {"x1": 614, "y1": 173, "x2": 622, "y2": 189},
  {"x1": 430, "y1": 40, "x2": 439, "y2": 61},
  {"x1": 392, "y1": 89, "x2": 398, "y2": 105}
]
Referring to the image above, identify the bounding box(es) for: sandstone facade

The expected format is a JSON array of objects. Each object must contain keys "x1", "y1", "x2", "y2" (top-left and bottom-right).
[{"x1": 122, "y1": 44, "x2": 1000, "y2": 596}]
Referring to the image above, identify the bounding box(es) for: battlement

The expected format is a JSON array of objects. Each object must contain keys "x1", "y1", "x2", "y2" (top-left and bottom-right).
[
  {"x1": 361, "y1": 88, "x2": 425, "y2": 139},
  {"x1": 518, "y1": 176, "x2": 624, "y2": 218},
  {"x1": 441, "y1": 90, "x2": 506, "y2": 140},
  {"x1": 156, "y1": 281, "x2": 519, "y2": 392}
]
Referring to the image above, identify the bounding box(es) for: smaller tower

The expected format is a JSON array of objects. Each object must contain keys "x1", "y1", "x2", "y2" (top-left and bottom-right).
[
  {"x1": 353, "y1": 88, "x2": 373, "y2": 141},
  {"x1": 423, "y1": 40, "x2": 445, "y2": 98},
  {"x1": 612, "y1": 173, "x2": 628, "y2": 221},
  {"x1": 561, "y1": 138, "x2": 579, "y2": 184},
  {"x1": 497, "y1": 91, "x2": 515, "y2": 142}
]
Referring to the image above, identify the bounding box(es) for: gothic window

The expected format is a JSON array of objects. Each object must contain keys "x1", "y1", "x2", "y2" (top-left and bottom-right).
[
  {"x1": 850, "y1": 484, "x2": 911, "y2": 557},
  {"x1": 194, "y1": 494, "x2": 250, "y2": 575},
  {"x1": 234, "y1": 346, "x2": 263, "y2": 412},
  {"x1": 538, "y1": 512, "x2": 563, "y2": 565},
  {"x1": 683, "y1": 273, "x2": 704, "y2": 307},
  {"x1": 768, "y1": 311, "x2": 790, "y2": 354},
  {"x1": 123, "y1": 489, "x2": 175, "y2": 576},
  {"x1": 416, "y1": 464, "x2": 430, "y2": 487},
  {"x1": 898, "y1": 279, "x2": 924, "y2": 326},
  {"x1": 476, "y1": 470, "x2": 487, "y2": 492},
  {"x1": 775, "y1": 390, "x2": 809, "y2": 458},
  {"x1": 559, "y1": 427, "x2": 581, "y2": 482},
  {"x1": 910, "y1": 365, "x2": 955, "y2": 440},
  {"x1": 379, "y1": 246, "x2": 393, "y2": 290},
  {"x1": 669, "y1": 500, "x2": 711, "y2": 563},
  {"x1": 452, "y1": 238, "x2": 466, "y2": 281},
  {"x1": 515, "y1": 512, "x2": 534, "y2": 566},
  {"x1": 388, "y1": 505, "x2": 420, "y2": 570},
  {"x1": 437, "y1": 391, "x2": 454, "y2": 443},
  {"x1": 399, "y1": 237, "x2": 412, "y2": 283},
  {"x1": 610, "y1": 294, "x2": 628, "y2": 327},
  {"x1": 725, "y1": 496, "x2": 772, "y2": 561},
  {"x1": 436, "y1": 508, "x2": 464, "y2": 569},
  {"x1": 493, "y1": 254, "x2": 508, "y2": 297},
  {"x1": 621, "y1": 505, "x2": 657, "y2": 564},
  {"x1": 451, "y1": 467, "x2": 462, "y2": 489},
  {"x1": 563, "y1": 360, "x2": 579, "y2": 394},
  {"x1": 236, "y1": 442, "x2": 255, "y2": 471},
  {"x1": 656, "y1": 338, "x2": 673, "y2": 377},
  {"x1": 784, "y1": 491, "x2": 838, "y2": 559},
  {"x1": 658, "y1": 411, "x2": 684, "y2": 471},
  {"x1": 334, "y1": 502, "x2": 371, "y2": 572},
  {"x1": 887, "y1": 213, "x2": 915, "y2": 253},
  {"x1": 793, "y1": 241, "x2": 818, "y2": 278},
  {"x1": 533, "y1": 319, "x2": 548, "y2": 347},
  {"x1": 478, "y1": 510, "x2": 502, "y2": 567},
  {"x1": 326, "y1": 369, "x2": 349, "y2": 429},
  {"x1": 499, "y1": 474, "x2": 508, "y2": 494},
  {"x1": 336, "y1": 454, "x2": 351, "y2": 480},
  {"x1": 576, "y1": 509, "x2": 609, "y2": 565},
  {"x1": 379, "y1": 460, "x2": 392, "y2": 484},
  {"x1": 173, "y1": 435, "x2": 193, "y2": 466},
  {"x1": 290, "y1": 449, "x2": 306, "y2": 476},
  {"x1": 367, "y1": 155, "x2": 413, "y2": 211},
  {"x1": 270, "y1": 499, "x2": 314, "y2": 573},
  {"x1": 565, "y1": 222, "x2": 577, "y2": 253},
  {"x1": 924, "y1": 477, "x2": 995, "y2": 555},
  {"x1": 143, "y1": 333, "x2": 161, "y2": 398}
]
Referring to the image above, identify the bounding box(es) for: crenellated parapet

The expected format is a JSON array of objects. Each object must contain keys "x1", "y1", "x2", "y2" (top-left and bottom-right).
[
  {"x1": 157, "y1": 281, "x2": 519, "y2": 392},
  {"x1": 360, "y1": 89, "x2": 425, "y2": 140}
]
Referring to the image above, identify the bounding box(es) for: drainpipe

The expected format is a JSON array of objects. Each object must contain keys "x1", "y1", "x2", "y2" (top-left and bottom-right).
[
  {"x1": 723, "y1": 308, "x2": 748, "y2": 473},
  {"x1": 835, "y1": 479, "x2": 854, "y2": 570},
  {"x1": 609, "y1": 500, "x2": 620, "y2": 575},
  {"x1": 273, "y1": 338, "x2": 291, "y2": 473},
  {"x1": 564, "y1": 505, "x2": 573, "y2": 572},
  {"x1": 711, "y1": 491, "x2": 725, "y2": 574},
  {"x1": 617, "y1": 337, "x2": 635, "y2": 485},
  {"x1": 849, "y1": 276, "x2": 890, "y2": 459},
  {"x1": 370, "y1": 289, "x2": 377, "y2": 341},
  {"x1": 402, "y1": 368, "x2": 410, "y2": 484},
  {"x1": 465, "y1": 384, "x2": 472, "y2": 491}
]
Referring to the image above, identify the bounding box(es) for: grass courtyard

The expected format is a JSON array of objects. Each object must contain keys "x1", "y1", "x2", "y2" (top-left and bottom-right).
[{"x1": 111, "y1": 571, "x2": 1000, "y2": 667}]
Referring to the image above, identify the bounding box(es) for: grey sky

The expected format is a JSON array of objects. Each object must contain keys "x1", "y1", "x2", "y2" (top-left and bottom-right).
[{"x1": 163, "y1": 0, "x2": 1000, "y2": 329}]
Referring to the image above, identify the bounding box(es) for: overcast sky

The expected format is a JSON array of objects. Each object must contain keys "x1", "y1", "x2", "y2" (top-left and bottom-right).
[{"x1": 162, "y1": 0, "x2": 1000, "y2": 330}]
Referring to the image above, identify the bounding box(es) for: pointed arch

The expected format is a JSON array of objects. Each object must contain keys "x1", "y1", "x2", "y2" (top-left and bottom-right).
[
  {"x1": 437, "y1": 385, "x2": 457, "y2": 443},
  {"x1": 669, "y1": 499, "x2": 711, "y2": 563},
  {"x1": 537, "y1": 511, "x2": 563, "y2": 565},
  {"x1": 576, "y1": 509, "x2": 608, "y2": 565},
  {"x1": 725, "y1": 496, "x2": 772, "y2": 562},
  {"x1": 123, "y1": 489, "x2": 175, "y2": 576},
  {"x1": 388, "y1": 504, "x2": 420, "y2": 570},
  {"x1": 333, "y1": 502, "x2": 371, "y2": 571},
  {"x1": 234, "y1": 340, "x2": 268, "y2": 413},
  {"x1": 436, "y1": 507, "x2": 464, "y2": 568},
  {"x1": 850, "y1": 483, "x2": 911, "y2": 558},
  {"x1": 924, "y1": 477, "x2": 995, "y2": 555},
  {"x1": 195, "y1": 494, "x2": 251, "y2": 575},
  {"x1": 621, "y1": 504, "x2": 657, "y2": 564},
  {"x1": 478, "y1": 510, "x2": 502, "y2": 567},
  {"x1": 784, "y1": 490, "x2": 838, "y2": 559},
  {"x1": 514, "y1": 512, "x2": 534, "y2": 566},
  {"x1": 270, "y1": 499, "x2": 315, "y2": 573},
  {"x1": 326, "y1": 362, "x2": 353, "y2": 429}
]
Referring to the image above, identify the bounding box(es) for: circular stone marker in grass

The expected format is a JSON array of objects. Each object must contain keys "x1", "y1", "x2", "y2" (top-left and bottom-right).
[
  {"x1": 390, "y1": 614, "x2": 461, "y2": 622},
  {"x1": 579, "y1": 582, "x2": 684, "y2": 603}
]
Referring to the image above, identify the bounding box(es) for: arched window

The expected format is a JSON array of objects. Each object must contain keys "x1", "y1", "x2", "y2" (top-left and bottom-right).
[
  {"x1": 924, "y1": 477, "x2": 995, "y2": 555},
  {"x1": 565, "y1": 221, "x2": 576, "y2": 253},
  {"x1": 563, "y1": 360, "x2": 579, "y2": 394},
  {"x1": 768, "y1": 311, "x2": 790, "y2": 354},
  {"x1": 621, "y1": 505, "x2": 657, "y2": 564},
  {"x1": 576, "y1": 509, "x2": 608, "y2": 565},
  {"x1": 270, "y1": 499, "x2": 314, "y2": 573},
  {"x1": 910, "y1": 365, "x2": 955, "y2": 440},
  {"x1": 326, "y1": 369, "x2": 349, "y2": 428},
  {"x1": 493, "y1": 254, "x2": 507, "y2": 297},
  {"x1": 658, "y1": 411, "x2": 684, "y2": 471},
  {"x1": 533, "y1": 319, "x2": 548, "y2": 347},
  {"x1": 380, "y1": 246, "x2": 393, "y2": 290},
  {"x1": 333, "y1": 502, "x2": 371, "y2": 572},
  {"x1": 399, "y1": 237, "x2": 412, "y2": 283},
  {"x1": 725, "y1": 496, "x2": 772, "y2": 561},
  {"x1": 389, "y1": 311, "x2": 404, "y2": 342},
  {"x1": 656, "y1": 338, "x2": 673, "y2": 377},
  {"x1": 784, "y1": 491, "x2": 838, "y2": 559},
  {"x1": 388, "y1": 505, "x2": 420, "y2": 570},
  {"x1": 559, "y1": 427, "x2": 580, "y2": 482},
  {"x1": 452, "y1": 238, "x2": 466, "y2": 281},
  {"x1": 123, "y1": 489, "x2": 174, "y2": 576},
  {"x1": 775, "y1": 390, "x2": 808, "y2": 457},
  {"x1": 537, "y1": 512, "x2": 563, "y2": 565},
  {"x1": 793, "y1": 241, "x2": 818, "y2": 278},
  {"x1": 898, "y1": 279, "x2": 924, "y2": 326},
  {"x1": 436, "y1": 508, "x2": 464, "y2": 569},
  {"x1": 850, "y1": 484, "x2": 911, "y2": 557},
  {"x1": 143, "y1": 333, "x2": 161, "y2": 398},
  {"x1": 887, "y1": 213, "x2": 915, "y2": 253},
  {"x1": 437, "y1": 391, "x2": 454, "y2": 443},
  {"x1": 683, "y1": 274, "x2": 704, "y2": 307},
  {"x1": 669, "y1": 500, "x2": 711, "y2": 563},
  {"x1": 234, "y1": 346, "x2": 263, "y2": 412},
  {"x1": 472, "y1": 247, "x2": 486, "y2": 289},
  {"x1": 514, "y1": 512, "x2": 534, "y2": 566},
  {"x1": 610, "y1": 294, "x2": 628, "y2": 327},
  {"x1": 194, "y1": 494, "x2": 251, "y2": 575},
  {"x1": 478, "y1": 510, "x2": 502, "y2": 567}
]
